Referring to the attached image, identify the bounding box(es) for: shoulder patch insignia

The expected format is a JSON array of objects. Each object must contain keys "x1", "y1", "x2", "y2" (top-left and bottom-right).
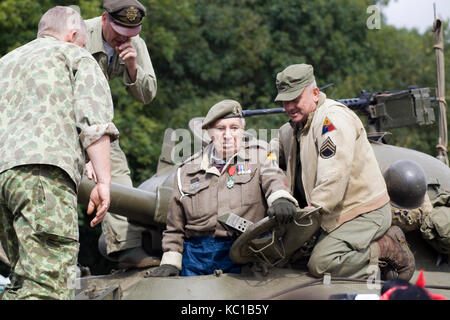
[
  {"x1": 320, "y1": 137, "x2": 337, "y2": 159},
  {"x1": 266, "y1": 152, "x2": 277, "y2": 160},
  {"x1": 322, "y1": 117, "x2": 336, "y2": 135}
]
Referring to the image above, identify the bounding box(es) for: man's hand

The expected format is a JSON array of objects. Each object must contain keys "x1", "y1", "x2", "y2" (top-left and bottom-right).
[
  {"x1": 116, "y1": 38, "x2": 137, "y2": 82},
  {"x1": 85, "y1": 135, "x2": 111, "y2": 227},
  {"x1": 85, "y1": 161, "x2": 97, "y2": 182},
  {"x1": 87, "y1": 182, "x2": 110, "y2": 227},
  {"x1": 267, "y1": 198, "x2": 298, "y2": 224},
  {"x1": 145, "y1": 264, "x2": 180, "y2": 277}
]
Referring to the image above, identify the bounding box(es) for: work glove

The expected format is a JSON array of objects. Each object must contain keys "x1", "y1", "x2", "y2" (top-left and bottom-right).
[
  {"x1": 145, "y1": 264, "x2": 180, "y2": 277},
  {"x1": 267, "y1": 198, "x2": 297, "y2": 224}
]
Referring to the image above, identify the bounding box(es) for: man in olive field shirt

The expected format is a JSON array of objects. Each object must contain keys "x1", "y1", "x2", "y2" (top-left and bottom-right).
[
  {"x1": 272, "y1": 64, "x2": 415, "y2": 281},
  {"x1": 84, "y1": 0, "x2": 159, "y2": 268}
]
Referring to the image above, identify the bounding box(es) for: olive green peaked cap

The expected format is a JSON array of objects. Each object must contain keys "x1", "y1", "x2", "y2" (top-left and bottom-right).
[
  {"x1": 103, "y1": 0, "x2": 146, "y2": 18},
  {"x1": 201, "y1": 100, "x2": 243, "y2": 129},
  {"x1": 275, "y1": 64, "x2": 315, "y2": 102},
  {"x1": 103, "y1": 0, "x2": 146, "y2": 37}
]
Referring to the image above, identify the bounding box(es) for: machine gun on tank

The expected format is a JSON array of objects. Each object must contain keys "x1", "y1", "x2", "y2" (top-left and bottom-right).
[{"x1": 243, "y1": 86, "x2": 437, "y2": 133}]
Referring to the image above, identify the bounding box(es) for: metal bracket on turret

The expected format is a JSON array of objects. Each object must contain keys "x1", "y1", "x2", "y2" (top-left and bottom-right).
[{"x1": 218, "y1": 213, "x2": 254, "y2": 233}]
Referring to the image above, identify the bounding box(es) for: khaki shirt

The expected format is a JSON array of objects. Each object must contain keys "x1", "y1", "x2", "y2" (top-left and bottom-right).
[
  {"x1": 85, "y1": 17, "x2": 157, "y2": 104},
  {"x1": 0, "y1": 36, "x2": 119, "y2": 187},
  {"x1": 273, "y1": 92, "x2": 389, "y2": 232},
  {"x1": 160, "y1": 139, "x2": 297, "y2": 269}
]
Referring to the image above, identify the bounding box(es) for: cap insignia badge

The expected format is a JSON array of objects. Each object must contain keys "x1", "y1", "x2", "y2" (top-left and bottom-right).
[{"x1": 126, "y1": 6, "x2": 139, "y2": 22}]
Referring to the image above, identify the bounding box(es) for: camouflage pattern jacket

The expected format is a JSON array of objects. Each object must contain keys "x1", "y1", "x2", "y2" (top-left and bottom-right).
[
  {"x1": 0, "y1": 36, "x2": 119, "y2": 187},
  {"x1": 160, "y1": 139, "x2": 297, "y2": 270},
  {"x1": 274, "y1": 92, "x2": 390, "y2": 233},
  {"x1": 85, "y1": 16, "x2": 157, "y2": 104}
]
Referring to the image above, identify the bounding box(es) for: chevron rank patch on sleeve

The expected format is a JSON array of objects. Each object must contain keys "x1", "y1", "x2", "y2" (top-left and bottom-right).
[{"x1": 320, "y1": 136, "x2": 337, "y2": 159}]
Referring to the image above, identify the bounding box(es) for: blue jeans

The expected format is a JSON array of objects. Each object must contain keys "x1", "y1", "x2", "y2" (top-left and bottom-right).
[{"x1": 181, "y1": 237, "x2": 242, "y2": 276}]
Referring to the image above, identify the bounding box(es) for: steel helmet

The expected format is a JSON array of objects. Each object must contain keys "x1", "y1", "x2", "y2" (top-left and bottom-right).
[{"x1": 383, "y1": 160, "x2": 427, "y2": 210}]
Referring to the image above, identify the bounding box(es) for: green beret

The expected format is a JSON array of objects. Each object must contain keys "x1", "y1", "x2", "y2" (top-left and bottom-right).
[
  {"x1": 275, "y1": 64, "x2": 315, "y2": 102},
  {"x1": 201, "y1": 100, "x2": 243, "y2": 129}
]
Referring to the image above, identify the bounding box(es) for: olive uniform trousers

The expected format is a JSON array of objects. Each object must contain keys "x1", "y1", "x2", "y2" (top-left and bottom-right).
[
  {"x1": 307, "y1": 203, "x2": 392, "y2": 279},
  {"x1": 101, "y1": 140, "x2": 145, "y2": 255}
]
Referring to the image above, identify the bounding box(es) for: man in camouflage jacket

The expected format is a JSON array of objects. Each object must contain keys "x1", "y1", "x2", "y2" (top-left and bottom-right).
[{"x1": 0, "y1": 6, "x2": 118, "y2": 299}]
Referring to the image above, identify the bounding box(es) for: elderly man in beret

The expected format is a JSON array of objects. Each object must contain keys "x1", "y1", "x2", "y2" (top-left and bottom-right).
[
  {"x1": 84, "y1": 0, "x2": 158, "y2": 268},
  {"x1": 147, "y1": 100, "x2": 299, "y2": 276},
  {"x1": 271, "y1": 64, "x2": 415, "y2": 281}
]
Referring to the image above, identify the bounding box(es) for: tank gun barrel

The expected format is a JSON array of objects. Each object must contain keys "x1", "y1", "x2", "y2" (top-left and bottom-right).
[
  {"x1": 77, "y1": 177, "x2": 159, "y2": 226},
  {"x1": 243, "y1": 108, "x2": 285, "y2": 117}
]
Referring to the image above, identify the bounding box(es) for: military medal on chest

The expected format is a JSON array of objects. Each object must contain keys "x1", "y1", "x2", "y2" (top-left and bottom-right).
[
  {"x1": 236, "y1": 163, "x2": 251, "y2": 175},
  {"x1": 227, "y1": 165, "x2": 236, "y2": 188}
]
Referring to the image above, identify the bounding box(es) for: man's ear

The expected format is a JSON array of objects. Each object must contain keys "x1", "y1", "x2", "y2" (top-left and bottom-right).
[
  {"x1": 64, "y1": 29, "x2": 78, "y2": 43},
  {"x1": 207, "y1": 129, "x2": 215, "y2": 141},
  {"x1": 101, "y1": 12, "x2": 107, "y2": 26},
  {"x1": 312, "y1": 87, "x2": 320, "y2": 103}
]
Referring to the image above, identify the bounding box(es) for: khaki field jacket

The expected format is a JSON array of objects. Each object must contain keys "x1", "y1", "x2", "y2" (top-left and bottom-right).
[
  {"x1": 275, "y1": 92, "x2": 389, "y2": 232},
  {"x1": 85, "y1": 17, "x2": 157, "y2": 104},
  {"x1": 161, "y1": 139, "x2": 297, "y2": 269}
]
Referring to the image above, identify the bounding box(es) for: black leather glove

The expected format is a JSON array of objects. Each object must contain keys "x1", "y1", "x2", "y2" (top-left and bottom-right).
[
  {"x1": 145, "y1": 264, "x2": 180, "y2": 277},
  {"x1": 267, "y1": 198, "x2": 297, "y2": 224}
]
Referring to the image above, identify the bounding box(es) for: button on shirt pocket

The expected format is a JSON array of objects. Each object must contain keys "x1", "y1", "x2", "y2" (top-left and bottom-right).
[
  {"x1": 181, "y1": 177, "x2": 217, "y2": 220},
  {"x1": 230, "y1": 166, "x2": 261, "y2": 208}
]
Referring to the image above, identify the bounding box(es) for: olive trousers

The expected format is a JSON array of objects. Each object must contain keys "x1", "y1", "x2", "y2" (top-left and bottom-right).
[
  {"x1": 307, "y1": 203, "x2": 392, "y2": 279},
  {"x1": 101, "y1": 140, "x2": 145, "y2": 255}
]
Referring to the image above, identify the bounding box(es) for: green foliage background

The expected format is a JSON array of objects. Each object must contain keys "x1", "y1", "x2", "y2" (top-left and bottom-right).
[{"x1": 0, "y1": 0, "x2": 449, "y2": 275}]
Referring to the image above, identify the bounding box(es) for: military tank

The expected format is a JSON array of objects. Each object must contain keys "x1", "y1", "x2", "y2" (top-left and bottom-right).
[
  {"x1": 2, "y1": 16, "x2": 448, "y2": 302},
  {"x1": 69, "y1": 16, "x2": 450, "y2": 301},
  {"x1": 73, "y1": 126, "x2": 450, "y2": 300}
]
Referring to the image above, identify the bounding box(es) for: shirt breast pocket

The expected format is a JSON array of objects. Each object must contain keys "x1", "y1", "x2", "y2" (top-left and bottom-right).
[
  {"x1": 231, "y1": 168, "x2": 261, "y2": 208},
  {"x1": 181, "y1": 179, "x2": 216, "y2": 219}
]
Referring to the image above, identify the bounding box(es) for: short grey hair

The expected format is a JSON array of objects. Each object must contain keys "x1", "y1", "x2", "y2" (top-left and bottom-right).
[
  {"x1": 37, "y1": 6, "x2": 86, "y2": 40},
  {"x1": 306, "y1": 80, "x2": 318, "y2": 93}
]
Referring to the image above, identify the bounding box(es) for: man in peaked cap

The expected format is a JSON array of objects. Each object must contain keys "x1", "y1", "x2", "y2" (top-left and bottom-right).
[
  {"x1": 147, "y1": 100, "x2": 299, "y2": 277},
  {"x1": 85, "y1": 0, "x2": 156, "y2": 103},
  {"x1": 270, "y1": 63, "x2": 416, "y2": 281},
  {"x1": 83, "y1": 0, "x2": 159, "y2": 269}
]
